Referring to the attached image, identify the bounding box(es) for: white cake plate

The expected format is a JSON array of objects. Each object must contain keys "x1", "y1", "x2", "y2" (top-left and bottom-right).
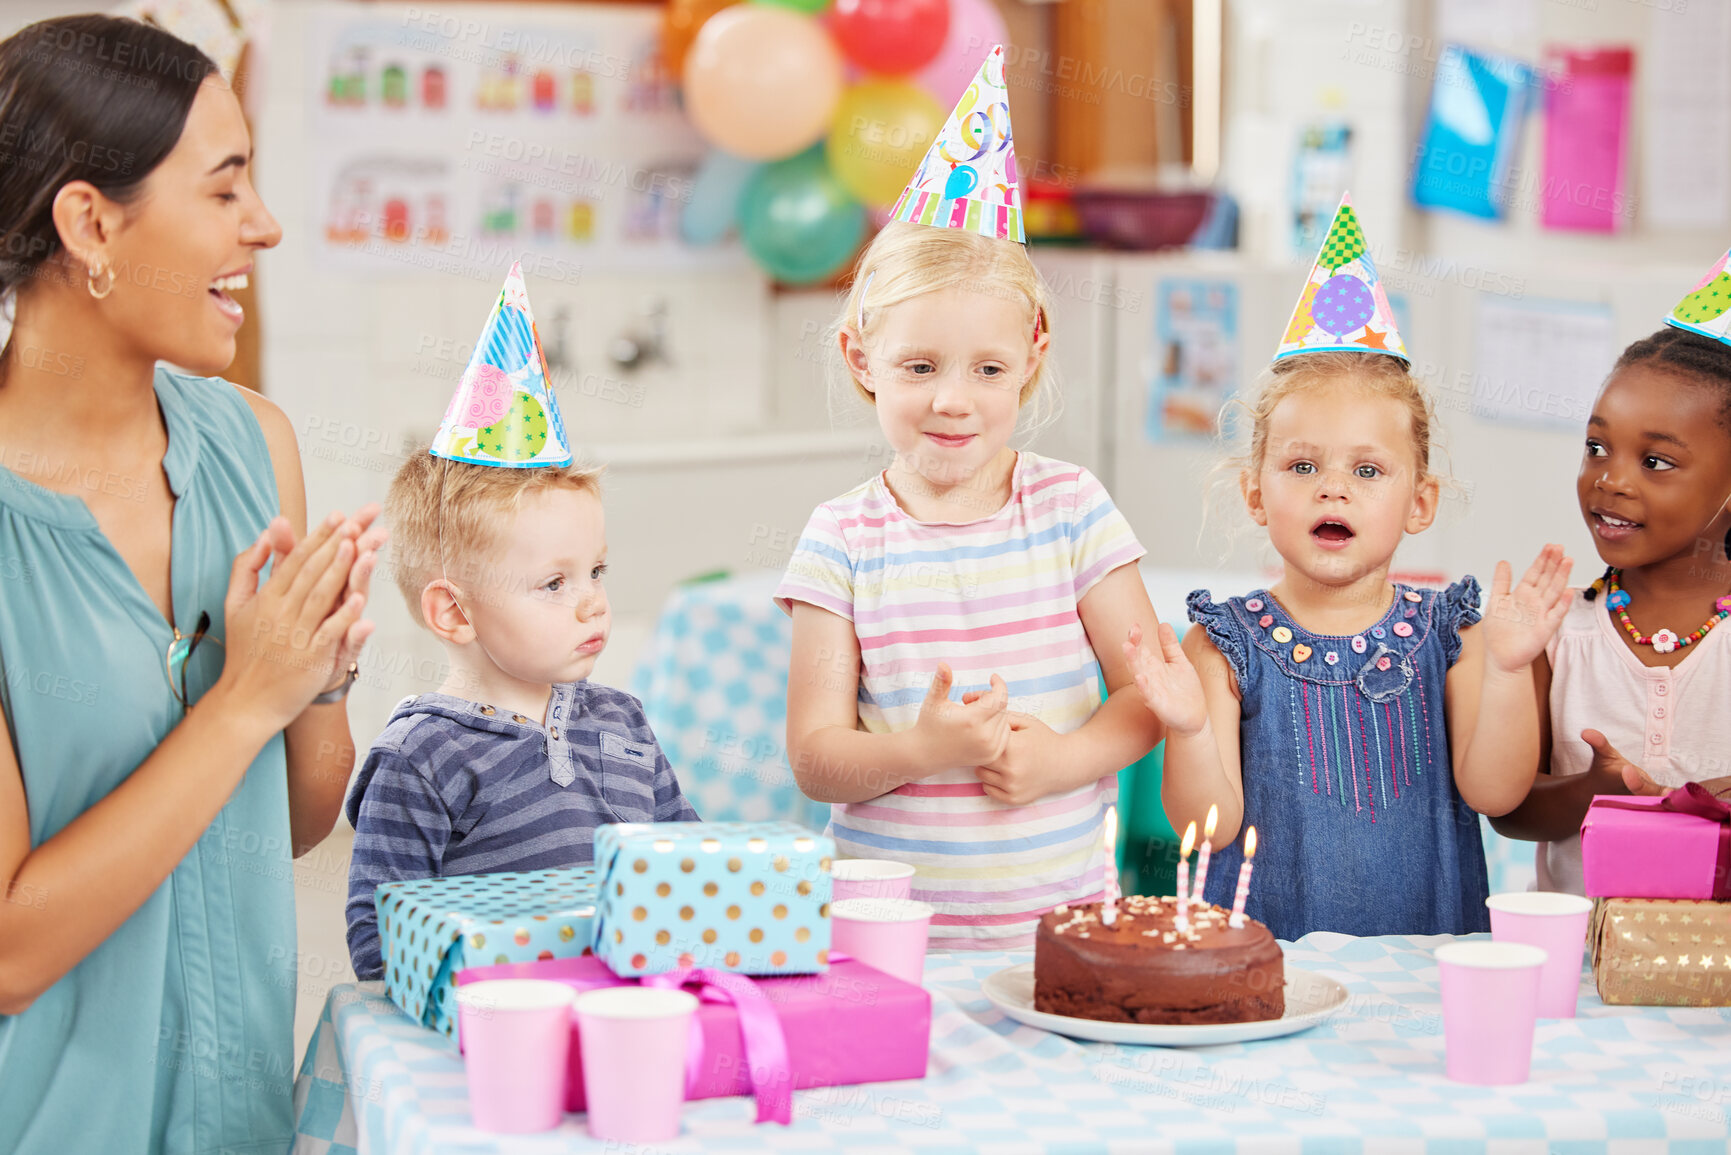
[{"x1": 981, "y1": 962, "x2": 1349, "y2": 1046}]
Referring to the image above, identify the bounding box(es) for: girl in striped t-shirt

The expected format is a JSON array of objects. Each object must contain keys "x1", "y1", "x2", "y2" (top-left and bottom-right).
[{"x1": 775, "y1": 221, "x2": 1167, "y2": 949}]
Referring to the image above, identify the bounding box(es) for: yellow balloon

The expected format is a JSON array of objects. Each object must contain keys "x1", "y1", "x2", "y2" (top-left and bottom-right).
[{"x1": 825, "y1": 79, "x2": 945, "y2": 208}]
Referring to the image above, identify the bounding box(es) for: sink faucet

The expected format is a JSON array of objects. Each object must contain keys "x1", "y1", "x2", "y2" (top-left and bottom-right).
[
  {"x1": 609, "y1": 296, "x2": 669, "y2": 372},
  {"x1": 544, "y1": 305, "x2": 572, "y2": 377}
]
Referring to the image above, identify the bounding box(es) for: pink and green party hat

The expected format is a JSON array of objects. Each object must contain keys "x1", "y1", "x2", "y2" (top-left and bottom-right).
[
  {"x1": 1274, "y1": 193, "x2": 1408, "y2": 364},
  {"x1": 888, "y1": 44, "x2": 1023, "y2": 243},
  {"x1": 430, "y1": 262, "x2": 572, "y2": 468},
  {"x1": 1665, "y1": 246, "x2": 1731, "y2": 345}
]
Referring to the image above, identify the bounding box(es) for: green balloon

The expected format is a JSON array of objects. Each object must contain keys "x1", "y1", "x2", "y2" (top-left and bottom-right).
[
  {"x1": 738, "y1": 147, "x2": 865, "y2": 285},
  {"x1": 752, "y1": 0, "x2": 831, "y2": 13}
]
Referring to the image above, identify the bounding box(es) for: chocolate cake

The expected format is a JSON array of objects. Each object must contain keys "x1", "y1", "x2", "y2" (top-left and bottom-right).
[{"x1": 1033, "y1": 897, "x2": 1284, "y2": 1024}]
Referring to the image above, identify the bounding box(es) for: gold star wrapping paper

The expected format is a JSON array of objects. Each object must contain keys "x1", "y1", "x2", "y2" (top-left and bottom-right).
[{"x1": 1590, "y1": 897, "x2": 1731, "y2": 1006}]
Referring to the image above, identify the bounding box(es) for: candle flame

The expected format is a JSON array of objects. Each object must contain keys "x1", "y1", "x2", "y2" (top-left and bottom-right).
[
  {"x1": 1203, "y1": 804, "x2": 1218, "y2": 840},
  {"x1": 1245, "y1": 826, "x2": 1257, "y2": 860},
  {"x1": 1180, "y1": 821, "x2": 1196, "y2": 858},
  {"x1": 1103, "y1": 806, "x2": 1117, "y2": 853}
]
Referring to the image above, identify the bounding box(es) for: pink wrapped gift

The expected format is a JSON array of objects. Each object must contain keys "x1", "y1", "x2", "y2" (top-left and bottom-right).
[
  {"x1": 1581, "y1": 786, "x2": 1731, "y2": 900},
  {"x1": 456, "y1": 953, "x2": 930, "y2": 1121}
]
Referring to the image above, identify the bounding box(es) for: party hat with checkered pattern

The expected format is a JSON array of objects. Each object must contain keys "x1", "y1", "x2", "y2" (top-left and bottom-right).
[
  {"x1": 1665, "y1": 247, "x2": 1731, "y2": 345},
  {"x1": 430, "y1": 262, "x2": 572, "y2": 468},
  {"x1": 1274, "y1": 193, "x2": 1408, "y2": 363}
]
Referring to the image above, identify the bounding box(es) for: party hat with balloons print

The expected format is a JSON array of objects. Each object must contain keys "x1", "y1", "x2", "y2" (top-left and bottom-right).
[
  {"x1": 888, "y1": 44, "x2": 1023, "y2": 242},
  {"x1": 1664, "y1": 246, "x2": 1731, "y2": 345},
  {"x1": 431, "y1": 262, "x2": 573, "y2": 468},
  {"x1": 1274, "y1": 193, "x2": 1409, "y2": 364}
]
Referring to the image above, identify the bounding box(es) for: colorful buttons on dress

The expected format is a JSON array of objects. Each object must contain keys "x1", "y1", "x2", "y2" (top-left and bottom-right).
[
  {"x1": 1245, "y1": 598, "x2": 1264, "y2": 612},
  {"x1": 1292, "y1": 644, "x2": 1312, "y2": 663},
  {"x1": 1259, "y1": 614, "x2": 1274, "y2": 628},
  {"x1": 1376, "y1": 656, "x2": 1392, "y2": 671},
  {"x1": 1271, "y1": 626, "x2": 1293, "y2": 644},
  {"x1": 1351, "y1": 635, "x2": 1366, "y2": 653},
  {"x1": 1404, "y1": 591, "x2": 1422, "y2": 603},
  {"x1": 1371, "y1": 626, "x2": 1386, "y2": 639},
  {"x1": 1324, "y1": 651, "x2": 1339, "y2": 665},
  {"x1": 1393, "y1": 621, "x2": 1413, "y2": 637}
]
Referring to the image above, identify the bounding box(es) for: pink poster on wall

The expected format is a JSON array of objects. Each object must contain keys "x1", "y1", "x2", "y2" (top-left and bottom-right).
[{"x1": 1541, "y1": 47, "x2": 1633, "y2": 233}]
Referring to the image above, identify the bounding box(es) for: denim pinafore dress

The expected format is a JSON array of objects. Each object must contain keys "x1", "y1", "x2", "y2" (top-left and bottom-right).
[
  {"x1": 1187, "y1": 579, "x2": 1491, "y2": 941},
  {"x1": 0, "y1": 368, "x2": 295, "y2": 1154}
]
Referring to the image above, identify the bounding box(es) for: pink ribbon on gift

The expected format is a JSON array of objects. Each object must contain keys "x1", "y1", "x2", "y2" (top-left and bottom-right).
[
  {"x1": 645, "y1": 966, "x2": 792, "y2": 1125},
  {"x1": 1595, "y1": 782, "x2": 1731, "y2": 899}
]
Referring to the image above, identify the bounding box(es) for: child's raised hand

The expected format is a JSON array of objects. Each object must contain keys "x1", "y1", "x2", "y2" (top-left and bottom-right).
[
  {"x1": 1582, "y1": 728, "x2": 1664, "y2": 796},
  {"x1": 1482, "y1": 544, "x2": 1574, "y2": 674},
  {"x1": 1122, "y1": 621, "x2": 1208, "y2": 737},
  {"x1": 914, "y1": 663, "x2": 1011, "y2": 769}
]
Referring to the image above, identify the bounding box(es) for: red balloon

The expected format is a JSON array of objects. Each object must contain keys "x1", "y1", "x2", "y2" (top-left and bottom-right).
[{"x1": 830, "y1": 0, "x2": 950, "y2": 75}]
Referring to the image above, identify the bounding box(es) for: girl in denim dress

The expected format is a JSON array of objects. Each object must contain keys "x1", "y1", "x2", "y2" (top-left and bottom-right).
[{"x1": 1122, "y1": 198, "x2": 1575, "y2": 940}]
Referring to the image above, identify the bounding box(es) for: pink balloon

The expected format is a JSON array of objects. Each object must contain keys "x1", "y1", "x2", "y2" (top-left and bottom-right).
[
  {"x1": 684, "y1": 6, "x2": 844, "y2": 160},
  {"x1": 917, "y1": 0, "x2": 1006, "y2": 108}
]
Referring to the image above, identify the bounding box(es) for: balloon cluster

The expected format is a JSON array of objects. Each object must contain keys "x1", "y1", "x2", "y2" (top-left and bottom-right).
[{"x1": 671, "y1": 0, "x2": 1008, "y2": 285}]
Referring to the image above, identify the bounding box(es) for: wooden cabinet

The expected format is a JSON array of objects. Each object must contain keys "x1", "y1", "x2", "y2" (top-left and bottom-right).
[{"x1": 1050, "y1": 0, "x2": 1193, "y2": 178}]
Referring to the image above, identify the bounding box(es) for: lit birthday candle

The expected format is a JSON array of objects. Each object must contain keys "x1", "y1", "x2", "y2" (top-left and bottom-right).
[
  {"x1": 1175, "y1": 821, "x2": 1197, "y2": 934},
  {"x1": 1101, "y1": 806, "x2": 1120, "y2": 926},
  {"x1": 1229, "y1": 827, "x2": 1258, "y2": 928},
  {"x1": 1191, "y1": 805, "x2": 1219, "y2": 909}
]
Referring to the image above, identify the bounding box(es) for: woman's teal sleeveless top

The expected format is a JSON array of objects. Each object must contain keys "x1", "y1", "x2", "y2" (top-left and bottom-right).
[{"x1": 0, "y1": 368, "x2": 296, "y2": 1154}]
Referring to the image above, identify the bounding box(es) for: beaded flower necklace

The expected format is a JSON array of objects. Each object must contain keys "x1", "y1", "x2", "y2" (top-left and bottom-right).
[{"x1": 1588, "y1": 567, "x2": 1731, "y2": 654}]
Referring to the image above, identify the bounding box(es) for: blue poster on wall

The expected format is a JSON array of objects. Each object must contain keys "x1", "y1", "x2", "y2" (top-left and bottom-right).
[
  {"x1": 1146, "y1": 279, "x2": 1239, "y2": 444},
  {"x1": 1411, "y1": 45, "x2": 1534, "y2": 220}
]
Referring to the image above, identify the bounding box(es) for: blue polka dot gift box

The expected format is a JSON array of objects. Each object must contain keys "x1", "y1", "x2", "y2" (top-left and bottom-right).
[
  {"x1": 375, "y1": 866, "x2": 598, "y2": 1039},
  {"x1": 593, "y1": 821, "x2": 834, "y2": 977}
]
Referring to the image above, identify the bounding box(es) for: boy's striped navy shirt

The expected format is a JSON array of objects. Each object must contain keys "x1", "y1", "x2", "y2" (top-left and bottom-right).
[{"x1": 343, "y1": 681, "x2": 698, "y2": 980}]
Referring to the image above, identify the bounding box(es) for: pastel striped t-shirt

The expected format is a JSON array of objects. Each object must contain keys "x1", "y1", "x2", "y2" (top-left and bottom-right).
[{"x1": 774, "y1": 452, "x2": 1147, "y2": 948}]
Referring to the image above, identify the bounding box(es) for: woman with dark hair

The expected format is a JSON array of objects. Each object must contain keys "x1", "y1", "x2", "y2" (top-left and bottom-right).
[{"x1": 0, "y1": 16, "x2": 384, "y2": 1153}]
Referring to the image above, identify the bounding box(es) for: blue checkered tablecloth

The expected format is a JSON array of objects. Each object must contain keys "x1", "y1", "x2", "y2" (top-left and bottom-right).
[{"x1": 291, "y1": 932, "x2": 1731, "y2": 1154}]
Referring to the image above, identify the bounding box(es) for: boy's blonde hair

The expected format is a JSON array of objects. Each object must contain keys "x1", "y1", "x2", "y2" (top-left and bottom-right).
[
  {"x1": 385, "y1": 451, "x2": 605, "y2": 625},
  {"x1": 836, "y1": 222, "x2": 1054, "y2": 410}
]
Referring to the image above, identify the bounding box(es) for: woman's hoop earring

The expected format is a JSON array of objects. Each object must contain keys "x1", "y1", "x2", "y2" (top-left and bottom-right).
[{"x1": 87, "y1": 262, "x2": 114, "y2": 300}]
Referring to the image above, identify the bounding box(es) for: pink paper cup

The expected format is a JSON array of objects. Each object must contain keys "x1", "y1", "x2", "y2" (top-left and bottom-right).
[
  {"x1": 830, "y1": 897, "x2": 934, "y2": 985},
  {"x1": 454, "y1": 979, "x2": 575, "y2": 1133},
  {"x1": 1435, "y1": 940, "x2": 1547, "y2": 1085},
  {"x1": 1487, "y1": 891, "x2": 1594, "y2": 1019},
  {"x1": 573, "y1": 986, "x2": 699, "y2": 1144},
  {"x1": 831, "y1": 859, "x2": 916, "y2": 902}
]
